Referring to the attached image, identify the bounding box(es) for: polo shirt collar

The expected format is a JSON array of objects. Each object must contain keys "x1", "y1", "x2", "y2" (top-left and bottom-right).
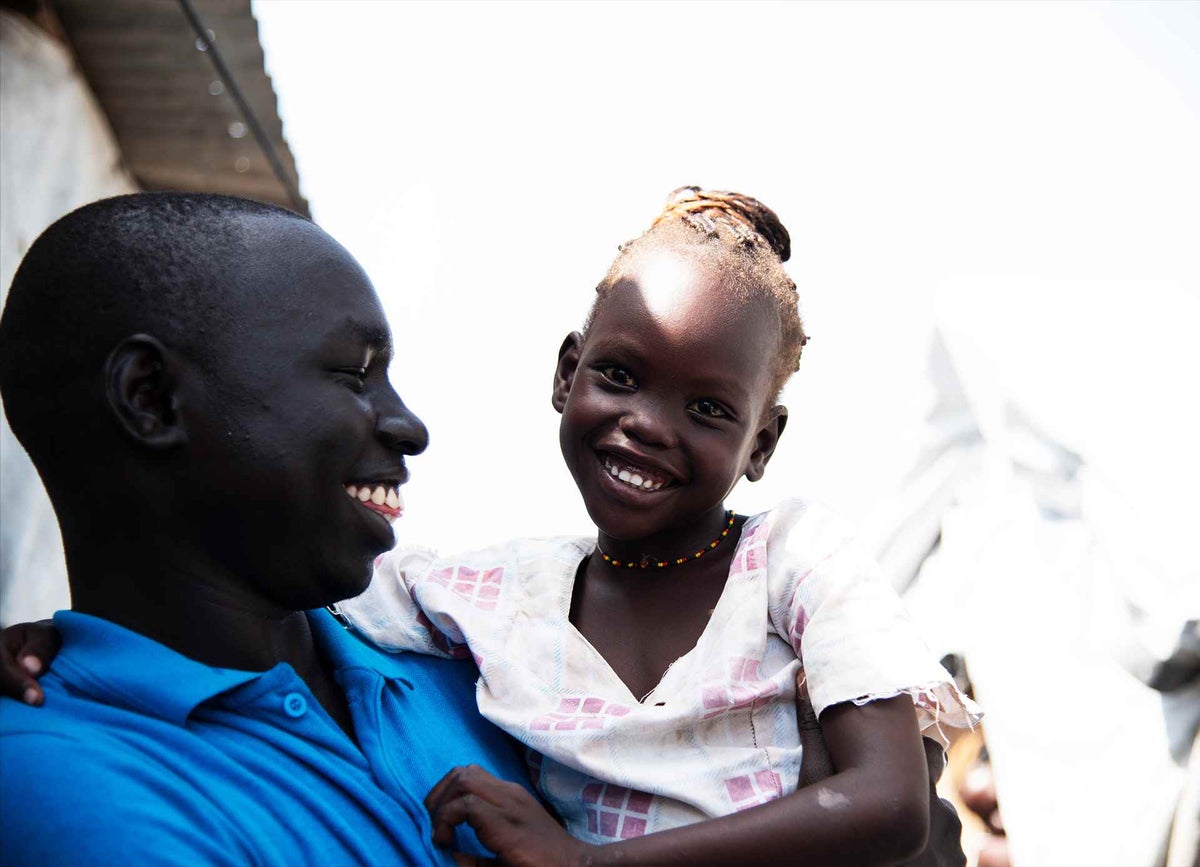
[
  {"x1": 308, "y1": 606, "x2": 416, "y2": 682},
  {"x1": 50, "y1": 609, "x2": 414, "y2": 727},
  {"x1": 51, "y1": 611, "x2": 288, "y2": 727}
]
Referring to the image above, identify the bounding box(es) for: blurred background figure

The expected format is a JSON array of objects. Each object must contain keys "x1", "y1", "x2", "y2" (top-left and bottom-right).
[{"x1": 860, "y1": 281, "x2": 1200, "y2": 865}]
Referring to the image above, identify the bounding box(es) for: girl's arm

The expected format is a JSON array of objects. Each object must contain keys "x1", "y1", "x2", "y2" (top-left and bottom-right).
[{"x1": 428, "y1": 694, "x2": 930, "y2": 867}]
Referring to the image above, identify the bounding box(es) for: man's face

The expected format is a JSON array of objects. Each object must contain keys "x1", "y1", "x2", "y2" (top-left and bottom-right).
[{"x1": 182, "y1": 216, "x2": 428, "y2": 611}]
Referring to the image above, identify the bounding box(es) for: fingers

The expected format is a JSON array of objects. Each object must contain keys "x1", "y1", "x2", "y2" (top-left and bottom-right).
[
  {"x1": 425, "y1": 765, "x2": 514, "y2": 847},
  {"x1": 1, "y1": 621, "x2": 59, "y2": 705},
  {"x1": 432, "y1": 791, "x2": 491, "y2": 848},
  {"x1": 427, "y1": 764, "x2": 575, "y2": 865},
  {"x1": 453, "y1": 854, "x2": 497, "y2": 867}
]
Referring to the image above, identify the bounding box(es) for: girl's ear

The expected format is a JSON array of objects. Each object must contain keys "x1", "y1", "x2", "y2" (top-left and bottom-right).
[
  {"x1": 105, "y1": 334, "x2": 188, "y2": 449},
  {"x1": 551, "y1": 332, "x2": 584, "y2": 414},
  {"x1": 745, "y1": 405, "x2": 788, "y2": 482}
]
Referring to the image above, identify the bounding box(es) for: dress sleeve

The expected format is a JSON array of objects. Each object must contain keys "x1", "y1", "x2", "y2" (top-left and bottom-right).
[
  {"x1": 767, "y1": 501, "x2": 981, "y2": 745},
  {"x1": 333, "y1": 546, "x2": 465, "y2": 659}
]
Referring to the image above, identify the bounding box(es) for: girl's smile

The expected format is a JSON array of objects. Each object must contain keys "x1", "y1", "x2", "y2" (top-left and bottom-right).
[{"x1": 599, "y1": 452, "x2": 673, "y2": 493}]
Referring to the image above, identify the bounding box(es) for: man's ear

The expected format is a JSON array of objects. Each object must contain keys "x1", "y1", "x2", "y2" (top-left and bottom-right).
[
  {"x1": 105, "y1": 334, "x2": 188, "y2": 449},
  {"x1": 551, "y1": 332, "x2": 584, "y2": 414},
  {"x1": 745, "y1": 405, "x2": 788, "y2": 482}
]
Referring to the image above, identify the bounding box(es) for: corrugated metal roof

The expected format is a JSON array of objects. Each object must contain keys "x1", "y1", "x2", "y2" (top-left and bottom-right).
[{"x1": 50, "y1": 0, "x2": 309, "y2": 216}]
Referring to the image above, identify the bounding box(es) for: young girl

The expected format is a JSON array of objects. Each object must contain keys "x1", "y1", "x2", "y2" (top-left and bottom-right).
[
  {"x1": 340, "y1": 188, "x2": 980, "y2": 863},
  {"x1": 3, "y1": 188, "x2": 979, "y2": 864}
]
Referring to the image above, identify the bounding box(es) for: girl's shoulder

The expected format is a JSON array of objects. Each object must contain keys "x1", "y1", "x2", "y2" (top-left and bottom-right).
[
  {"x1": 416, "y1": 534, "x2": 594, "y2": 571},
  {"x1": 749, "y1": 498, "x2": 859, "y2": 570},
  {"x1": 392, "y1": 535, "x2": 594, "y2": 599}
]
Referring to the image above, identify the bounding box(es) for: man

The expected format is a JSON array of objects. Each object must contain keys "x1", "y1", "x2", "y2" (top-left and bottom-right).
[{"x1": 0, "y1": 193, "x2": 532, "y2": 865}]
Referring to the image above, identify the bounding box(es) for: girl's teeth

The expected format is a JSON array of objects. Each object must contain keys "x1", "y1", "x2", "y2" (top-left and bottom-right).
[
  {"x1": 386, "y1": 488, "x2": 400, "y2": 509},
  {"x1": 357, "y1": 487, "x2": 371, "y2": 502},
  {"x1": 603, "y1": 457, "x2": 666, "y2": 492},
  {"x1": 346, "y1": 485, "x2": 359, "y2": 498},
  {"x1": 370, "y1": 486, "x2": 386, "y2": 505}
]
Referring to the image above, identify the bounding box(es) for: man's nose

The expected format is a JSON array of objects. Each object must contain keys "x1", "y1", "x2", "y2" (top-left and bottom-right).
[{"x1": 377, "y1": 390, "x2": 429, "y2": 456}]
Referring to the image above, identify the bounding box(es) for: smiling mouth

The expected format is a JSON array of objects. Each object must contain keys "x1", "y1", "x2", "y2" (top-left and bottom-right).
[
  {"x1": 344, "y1": 482, "x2": 404, "y2": 521},
  {"x1": 600, "y1": 453, "x2": 674, "y2": 493}
]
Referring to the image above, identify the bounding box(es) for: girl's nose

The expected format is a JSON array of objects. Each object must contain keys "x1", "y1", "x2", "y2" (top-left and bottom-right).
[
  {"x1": 618, "y1": 399, "x2": 678, "y2": 449},
  {"x1": 377, "y1": 391, "x2": 429, "y2": 456}
]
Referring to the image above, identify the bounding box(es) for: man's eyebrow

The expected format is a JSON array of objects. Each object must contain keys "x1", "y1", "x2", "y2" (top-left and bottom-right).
[{"x1": 328, "y1": 319, "x2": 392, "y2": 350}]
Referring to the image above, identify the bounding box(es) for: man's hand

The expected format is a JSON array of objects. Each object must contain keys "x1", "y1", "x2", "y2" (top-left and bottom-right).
[
  {"x1": 426, "y1": 764, "x2": 598, "y2": 867},
  {"x1": 0, "y1": 620, "x2": 60, "y2": 705}
]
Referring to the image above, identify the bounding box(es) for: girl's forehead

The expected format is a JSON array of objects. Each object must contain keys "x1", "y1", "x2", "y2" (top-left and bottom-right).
[
  {"x1": 592, "y1": 265, "x2": 780, "y2": 392},
  {"x1": 604, "y1": 251, "x2": 769, "y2": 335}
]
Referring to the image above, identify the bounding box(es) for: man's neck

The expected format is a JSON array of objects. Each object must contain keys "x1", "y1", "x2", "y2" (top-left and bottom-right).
[
  {"x1": 62, "y1": 538, "x2": 360, "y2": 744},
  {"x1": 75, "y1": 575, "x2": 360, "y2": 742}
]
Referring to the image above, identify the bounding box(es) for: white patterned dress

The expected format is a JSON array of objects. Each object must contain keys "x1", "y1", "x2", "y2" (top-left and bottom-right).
[{"x1": 336, "y1": 499, "x2": 980, "y2": 843}]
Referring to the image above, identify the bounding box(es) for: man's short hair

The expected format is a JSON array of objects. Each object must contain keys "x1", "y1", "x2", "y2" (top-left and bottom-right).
[{"x1": 0, "y1": 192, "x2": 307, "y2": 474}]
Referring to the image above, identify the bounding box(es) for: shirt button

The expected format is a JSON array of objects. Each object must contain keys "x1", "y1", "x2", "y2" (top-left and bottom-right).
[{"x1": 283, "y1": 692, "x2": 308, "y2": 718}]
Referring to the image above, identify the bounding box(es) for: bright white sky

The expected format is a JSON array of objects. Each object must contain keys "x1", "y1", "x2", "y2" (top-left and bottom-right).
[{"x1": 253, "y1": 1, "x2": 1200, "y2": 554}]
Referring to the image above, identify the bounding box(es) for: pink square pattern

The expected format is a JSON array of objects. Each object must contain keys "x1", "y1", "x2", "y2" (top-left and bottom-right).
[
  {"x1": 529, "y1": 696, "x2": 631, "y2": 732},
  {"x1": 724, "y1": 770, "x2": 783, "y2": 811},
  {"x1": 581, "y1": 782, "x2": 654, "y2": 840},
  {"x1": 729, "y1": 520, "x2": 769, "y2": 577},
  {"x1": 426, "y1": 565, "x2": 504, "y2": 611},
  {"x1": 724, "y1": 516, "x2": 772, "y2": 576},
  {"x1": 700, "y1": 657, "x2": 781, "y2": 719}
]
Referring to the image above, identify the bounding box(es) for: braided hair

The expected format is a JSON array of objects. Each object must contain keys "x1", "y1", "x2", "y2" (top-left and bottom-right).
[{"x1": 587, "y1": 186, "x2": 807, "y2": 401}]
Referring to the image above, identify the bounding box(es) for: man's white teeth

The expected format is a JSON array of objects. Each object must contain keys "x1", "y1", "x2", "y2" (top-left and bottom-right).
[
  {"x1": 344, "y1": 483, "x2": 402, "y2": 510},
  {"x1": 604, "y1": 457, "x2": 665, "y2": 491}
]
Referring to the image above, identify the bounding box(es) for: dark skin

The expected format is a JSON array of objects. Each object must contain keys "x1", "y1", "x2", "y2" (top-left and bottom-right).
[
  {"x1": 418, "y1": 252, "x2": 931, "y2": 865},
  {"x1": 569, "y1": 525, "x2": 743, "y2": 702},
  {"x1": 1, "y1": 242, "x2": 938, "y2": 864},
  {"x1": 7, "y1": 215, "x2": 428, "y2": 744}
]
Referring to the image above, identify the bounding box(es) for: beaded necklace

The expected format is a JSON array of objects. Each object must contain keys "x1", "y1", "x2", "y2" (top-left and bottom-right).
[{"x1": 596, "y1": 510, "x2": 737, "y2": 569}]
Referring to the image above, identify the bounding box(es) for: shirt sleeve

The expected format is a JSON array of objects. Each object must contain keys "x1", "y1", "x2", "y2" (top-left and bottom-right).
[
  {"x1": 334, "y1": 545, "x2": 467, "y2": 659},
  {"x1": 767, "y1": 500, "x2": 981, "y2": 745}
]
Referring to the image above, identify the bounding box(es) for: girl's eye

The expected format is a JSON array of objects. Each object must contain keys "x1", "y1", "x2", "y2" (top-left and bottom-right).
[
  {"x1": 600, "y1": 366, "x2": 636, "y2": 388},
  {"x1": 690, "y1": 399, "x2": 729, "y2": 419}
]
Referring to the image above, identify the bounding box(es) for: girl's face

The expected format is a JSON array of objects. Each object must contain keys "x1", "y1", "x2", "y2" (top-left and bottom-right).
[{"x1": 553, "y1": 250, "x2": 787, "y2": 550}]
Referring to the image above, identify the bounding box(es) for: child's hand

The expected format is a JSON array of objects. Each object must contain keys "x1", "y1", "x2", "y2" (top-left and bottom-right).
[
  {"x1": 795, "y1": 670, "x2": 834, "y2": 786},
  {"x1": 0, "y1": 619, "x2": 60, "y2": 706},
  {"x1": 426, "y1": 764, "x2": 598, "y2": 867}
]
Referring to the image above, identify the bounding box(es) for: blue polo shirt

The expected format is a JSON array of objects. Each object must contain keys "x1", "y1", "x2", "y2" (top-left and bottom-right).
[{"x1": 0, "y1": 609, "x2": 535, "y2": 866}]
